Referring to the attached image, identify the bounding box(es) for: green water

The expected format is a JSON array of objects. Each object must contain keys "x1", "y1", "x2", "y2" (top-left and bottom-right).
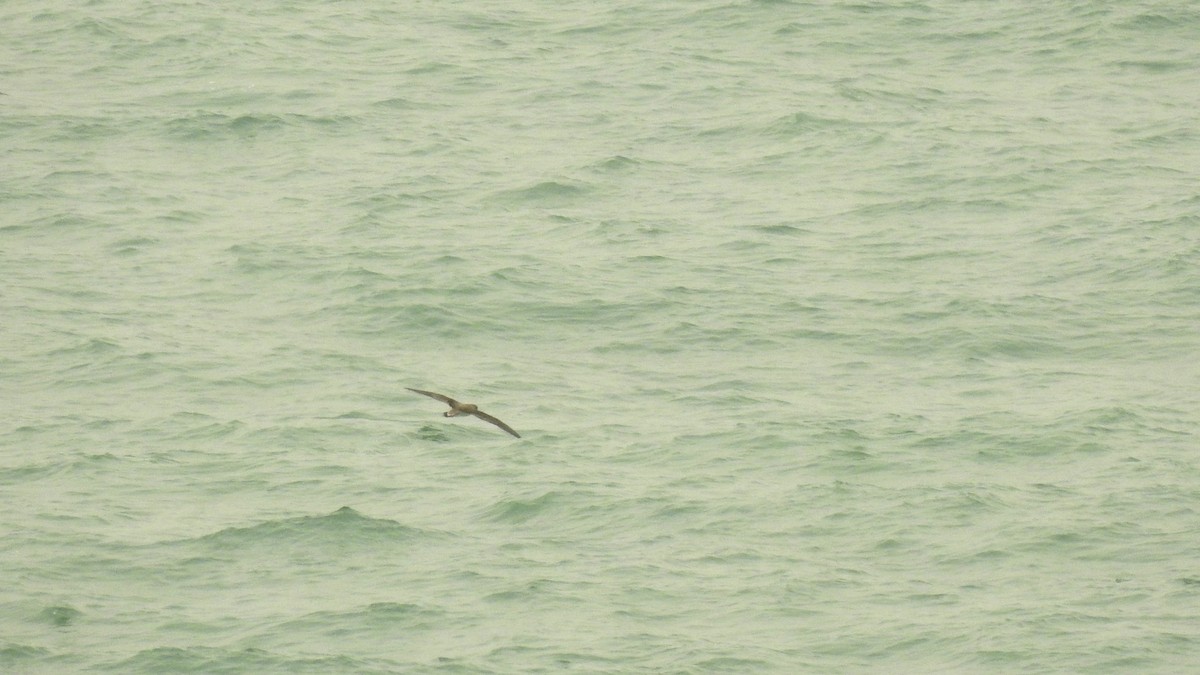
[{"x1": 3, "y1": 1, "x2": 1199, "y2": 672}]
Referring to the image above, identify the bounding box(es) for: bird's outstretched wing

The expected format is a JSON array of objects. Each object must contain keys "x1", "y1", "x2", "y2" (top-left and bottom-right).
[
  {"x1": 472, "y1": 410, "x2": 521, "y2": 438},
  {"x1": 406, "y1": 388, "x2": 458, "y2": 407}
]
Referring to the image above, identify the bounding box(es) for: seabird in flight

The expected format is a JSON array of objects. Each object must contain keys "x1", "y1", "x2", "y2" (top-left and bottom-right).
[{"x1": 406, "y1": 388, "x2": 521, "y2": 438}]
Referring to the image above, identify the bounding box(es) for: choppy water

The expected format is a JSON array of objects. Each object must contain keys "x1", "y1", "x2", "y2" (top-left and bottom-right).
[{"x1": 3, "y1": 1, "x2": 1199, "y2": 672}]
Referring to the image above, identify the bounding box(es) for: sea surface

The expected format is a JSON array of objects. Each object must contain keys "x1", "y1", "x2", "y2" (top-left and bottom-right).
[{"x1": 3, "y1": 1, "x2": 1199, "y2": 672}]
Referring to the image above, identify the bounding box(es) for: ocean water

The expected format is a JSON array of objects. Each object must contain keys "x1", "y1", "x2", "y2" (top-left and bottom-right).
[{"x1": 3, "y1": 0, "x2": 1199, "y2": 672}]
